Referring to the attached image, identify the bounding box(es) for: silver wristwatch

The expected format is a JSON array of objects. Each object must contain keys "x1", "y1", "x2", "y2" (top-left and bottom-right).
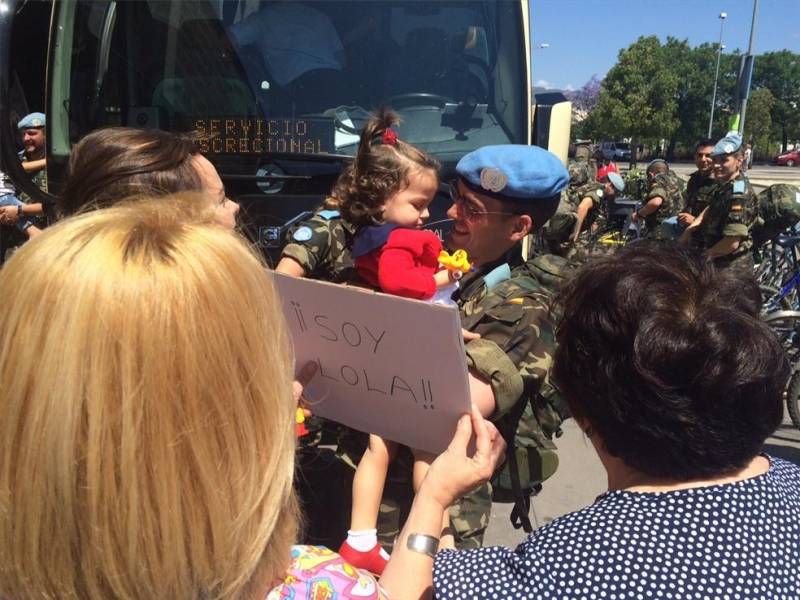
[{"x1": 406, "y1": 533, "x2": 439, "y2": 558}]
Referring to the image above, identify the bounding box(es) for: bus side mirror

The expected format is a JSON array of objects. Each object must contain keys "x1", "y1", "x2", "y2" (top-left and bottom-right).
[{"x1": 532, "y1": 92, "x2": 571, "y2": 166}]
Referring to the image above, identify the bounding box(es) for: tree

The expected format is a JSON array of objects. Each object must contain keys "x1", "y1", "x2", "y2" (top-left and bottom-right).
[
  {"x1": 661, "y1": 38, "x2": 710, "y2": 158},
  {"x1": 744, "y1": 88, "x2": 774, "y2": 160},
  {"x1": 753, "y1": 50, "x2": 800, "y2": 152},
  {"x1": 586, "y1": 36, "x2": 680, "y2": 162},
  {"x1": 570, "y1": 75, "x2": 602, "y2": 118}
]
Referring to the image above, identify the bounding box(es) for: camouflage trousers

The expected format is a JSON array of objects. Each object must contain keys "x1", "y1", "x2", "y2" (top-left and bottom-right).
[{"x1": 335, "y1": 430, "x2": 492, "y2": 551}]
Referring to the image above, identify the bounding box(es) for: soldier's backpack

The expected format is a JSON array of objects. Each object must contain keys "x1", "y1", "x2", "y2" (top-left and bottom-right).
[
  {"x1": 490, "y1": 254, "x2": 574, "y2": 533},
  {"x1": 752, "y1": 184, "x2": 800, "y2": 247}
]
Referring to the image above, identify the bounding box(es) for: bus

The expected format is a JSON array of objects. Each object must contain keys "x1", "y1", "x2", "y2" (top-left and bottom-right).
[{"x1": 1, "y1": 0, "x2": 570, "y2": 262}]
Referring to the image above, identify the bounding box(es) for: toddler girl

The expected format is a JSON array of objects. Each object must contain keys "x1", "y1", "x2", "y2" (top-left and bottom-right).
[{"x1": 335, "y1": 108, "x2": 460, "y2": 574}]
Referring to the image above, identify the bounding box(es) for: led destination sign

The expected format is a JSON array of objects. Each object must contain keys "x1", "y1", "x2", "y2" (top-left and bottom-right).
[{"x1": 194, "y1": 118, "x2": 335, "y2": 155}]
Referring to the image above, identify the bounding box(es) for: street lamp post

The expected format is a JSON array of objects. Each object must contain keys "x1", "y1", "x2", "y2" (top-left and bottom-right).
[
  {"x1": 738, "y1": 0, "x2": 760, "y2": 135},
  {"x1": 707, "y1": 12, "x2": 727, "y2": 138}
]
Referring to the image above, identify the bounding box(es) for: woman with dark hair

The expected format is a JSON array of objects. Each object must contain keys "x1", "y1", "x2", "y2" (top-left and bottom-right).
[
  {"x1": 58, "y1": 127, "x2": 239, "y2": 228},
  {"x1": 382, "y1": 244, "x2": 800, "y2": 598}
]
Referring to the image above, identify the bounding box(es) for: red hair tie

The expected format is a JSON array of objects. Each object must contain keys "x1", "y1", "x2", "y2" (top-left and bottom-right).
[{"x1": 382, "y1": 129, "x2": 398, "y2": 145}]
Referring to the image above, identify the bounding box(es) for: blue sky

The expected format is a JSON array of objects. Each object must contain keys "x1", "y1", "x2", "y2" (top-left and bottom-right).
[{"x1": 529, "y1": 0, "x2": 800, "y2": 91}]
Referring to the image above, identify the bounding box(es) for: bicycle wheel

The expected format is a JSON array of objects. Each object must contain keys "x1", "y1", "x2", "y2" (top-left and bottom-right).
[
  {"x1": 764, "y1": 310, "x2": 800, "y2": 365},
  {"x1": 784, "y1": 369, "x2": 800, "y2": 430},
  {"x1": 761, "y1": 284, "x2": 792, "y2": 316}
]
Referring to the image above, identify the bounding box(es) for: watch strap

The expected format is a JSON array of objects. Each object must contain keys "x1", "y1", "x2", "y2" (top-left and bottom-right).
[{"x1": 406, "y1": 533, "x2": 439, "y2": 558}]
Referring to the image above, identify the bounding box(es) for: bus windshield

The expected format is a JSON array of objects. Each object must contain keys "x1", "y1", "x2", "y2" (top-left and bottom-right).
[{"x1": 54, "y1": 0, "x2": 527, "y2": 162}]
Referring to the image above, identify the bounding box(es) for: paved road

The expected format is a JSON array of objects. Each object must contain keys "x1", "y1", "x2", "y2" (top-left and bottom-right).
[{"x1": 484, "y1": 409, "x2": 800, "y2": 548}]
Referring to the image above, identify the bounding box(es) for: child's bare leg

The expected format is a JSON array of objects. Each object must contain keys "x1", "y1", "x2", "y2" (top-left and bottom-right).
[
  {"x1": 412, "y1": 449, "x2": 451, "y2": 544},
  {"x1": 341, "y1": 435, "x2": 397, "y2": 573},
  {"x1": 351, "y1": 435, "x2": 397, "y2": 530}
]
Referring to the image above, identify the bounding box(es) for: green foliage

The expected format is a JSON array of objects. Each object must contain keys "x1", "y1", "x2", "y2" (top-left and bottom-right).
[
  {"x1": 623, "y1": 167, "x2": 648, "y2": 203},
  {"x1": 587, "y1": 36, "x2": 679, "y2": 142},
  {"x1": 753, "y1": 51, "x2": 800, "y2": 151},
  {"x1": 745, "y1": 88, "x2": 774, "y2": 159},
  {"x1": 583, "y1": 37, "x2": 799, "y2": 154}
]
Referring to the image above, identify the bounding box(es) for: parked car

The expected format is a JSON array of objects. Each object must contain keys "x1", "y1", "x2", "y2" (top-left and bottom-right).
[
  {"x1": 600, "y1": 141, "x2": 632, "y2": 162},
  {"x1": 775, "y1": 149, "x2": 800, "y2": 167}
]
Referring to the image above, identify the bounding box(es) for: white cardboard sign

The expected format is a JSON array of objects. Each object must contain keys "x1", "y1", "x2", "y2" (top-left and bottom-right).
[{"x1": 271, "y1": 273, "x2": 471, "y2": 454}]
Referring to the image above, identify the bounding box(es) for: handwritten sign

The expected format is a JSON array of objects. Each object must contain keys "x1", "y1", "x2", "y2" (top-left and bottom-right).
[
  {"x1": 194, "y1": 117, "x2": 334, "y2": 155},
  {"x1": 271, "y1": 273, "x2": 471, "y2": 454}
]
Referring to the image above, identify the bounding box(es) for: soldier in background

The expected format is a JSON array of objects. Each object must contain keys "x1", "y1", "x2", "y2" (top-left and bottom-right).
[
  {"x1": 573, "y1": 142, "x2": 596, "y2": 181},
  {"x1": 681, "y1": 133, "x2": 758, "y2": 276},
  {"x1": 632, "y1": 159, "x2": 685, "y2": 240},
  {"x1": 678, "y1": 139, "x2": 716, "y2": 228},
  {"x1": 543, "y1": 169, "x2": 624, "y2": 256},
  {"x1": 0, "y1": 113, "x2": 50, "y2": 231}
]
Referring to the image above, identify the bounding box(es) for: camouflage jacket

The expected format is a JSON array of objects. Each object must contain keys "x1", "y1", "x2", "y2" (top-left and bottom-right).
[
  {"x1": 643, "y1": 171, "x2": 684, "y2": 233},
  {"x1": 281, "y1": 209, "x2": 358, "y2": 282},
  {"x1": 700, "y1": 173, "x2": 758, "y2": 256},
  {"x1": 684, "y1": 170, "x2": 715, "y2": 217},
  {"x1": 567, "y1": 160, "x2": 592, "y2": 188},
  {"x1": 566, "y1": 181, "x2": 605, "y2": 214},
  {"x1": 454, "y1": 248, "x2": 566, "y2": 444},
  {"x1": 16, "y1": 154, "x2": 50, "y2": 224}
]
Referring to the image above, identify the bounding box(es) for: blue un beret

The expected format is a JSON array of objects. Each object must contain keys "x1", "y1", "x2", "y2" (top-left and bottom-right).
[
  {"x1": 710, "y1": 132, "x2": 742, "y2": 157},
  {"x1": 17, "y1": 112, "x2": 46, "y2": 130},
  {"x1": 456, "y1": 145, "x2": 569, "y2": 201},
  {"x1": 607, "y1": 172, "x2": 625, "y2": 193}
]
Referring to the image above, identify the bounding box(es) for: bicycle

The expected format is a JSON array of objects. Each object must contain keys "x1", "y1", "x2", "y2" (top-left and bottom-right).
[{"x1": 758, "y1": 233, "x2": 800, "y2": 430}]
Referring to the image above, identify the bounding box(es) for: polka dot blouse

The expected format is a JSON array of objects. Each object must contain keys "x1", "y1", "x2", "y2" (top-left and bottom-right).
[{"x1": 434, "y1": 456, "x2": 800, "y2": 599}]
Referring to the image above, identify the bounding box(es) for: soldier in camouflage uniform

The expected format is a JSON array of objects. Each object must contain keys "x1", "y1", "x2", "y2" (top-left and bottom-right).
[
  {"x1": 0, "y1": 113, "x2": 50, "y2": 232},
  {"x1": 424, "y1": 144, "x2": 569, "y2": 547},
  {"x1": 632, "y1": 159, "x2": 684, "y2": 240},
  {"x1": 679, "y1": 139, "x2": 716, "y2": 228},
  {"x1": 543, "y1": 169, "x2": 623, "y2": 257},
  {"x1": 683, "y1": 133, "x2": 758, "y2": 275},
  {"x1": 284, "y1": 145, "x2": 570, "y2": 551},
  {"x1": 573, "y1": 143, "x2": 595, "y2": 181},
  {"x1": 276, "y1": 204, "x2": 358, "y2": 282}
]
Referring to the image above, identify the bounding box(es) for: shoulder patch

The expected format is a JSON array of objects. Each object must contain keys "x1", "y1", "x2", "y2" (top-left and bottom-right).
[
  {"x1": 733, "y1": 180, "x2": 745, "y2": 194},
  {"x1": 484, "y1": 263, "x2": 512, "y2": 291},
  {"x1": 317, "y1": 210, "x2": 340, "y2": 220},
  {"x1": 292, "y1": 226, "x2": 314, "y2": 242}
]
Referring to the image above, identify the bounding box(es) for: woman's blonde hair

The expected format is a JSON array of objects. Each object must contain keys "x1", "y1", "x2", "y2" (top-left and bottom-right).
[{"x1": 0, "y1": 193, "x2": 297, "y2": 599}]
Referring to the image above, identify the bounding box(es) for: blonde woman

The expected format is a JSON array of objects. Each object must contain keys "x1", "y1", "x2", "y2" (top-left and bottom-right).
[{"x1": 0, "y1": 193, "x2": 504, "y2": 599}]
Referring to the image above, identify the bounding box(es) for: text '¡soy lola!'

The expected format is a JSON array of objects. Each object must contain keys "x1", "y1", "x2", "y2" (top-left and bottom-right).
[{"x1": 290, "y1": 301, "x2": 436, "y2": 409}]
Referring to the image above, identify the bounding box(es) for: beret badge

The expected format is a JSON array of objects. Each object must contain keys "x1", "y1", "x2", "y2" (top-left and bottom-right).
[{"x1": 479, "y1": 168, "x2": 508, "y2": 193}]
